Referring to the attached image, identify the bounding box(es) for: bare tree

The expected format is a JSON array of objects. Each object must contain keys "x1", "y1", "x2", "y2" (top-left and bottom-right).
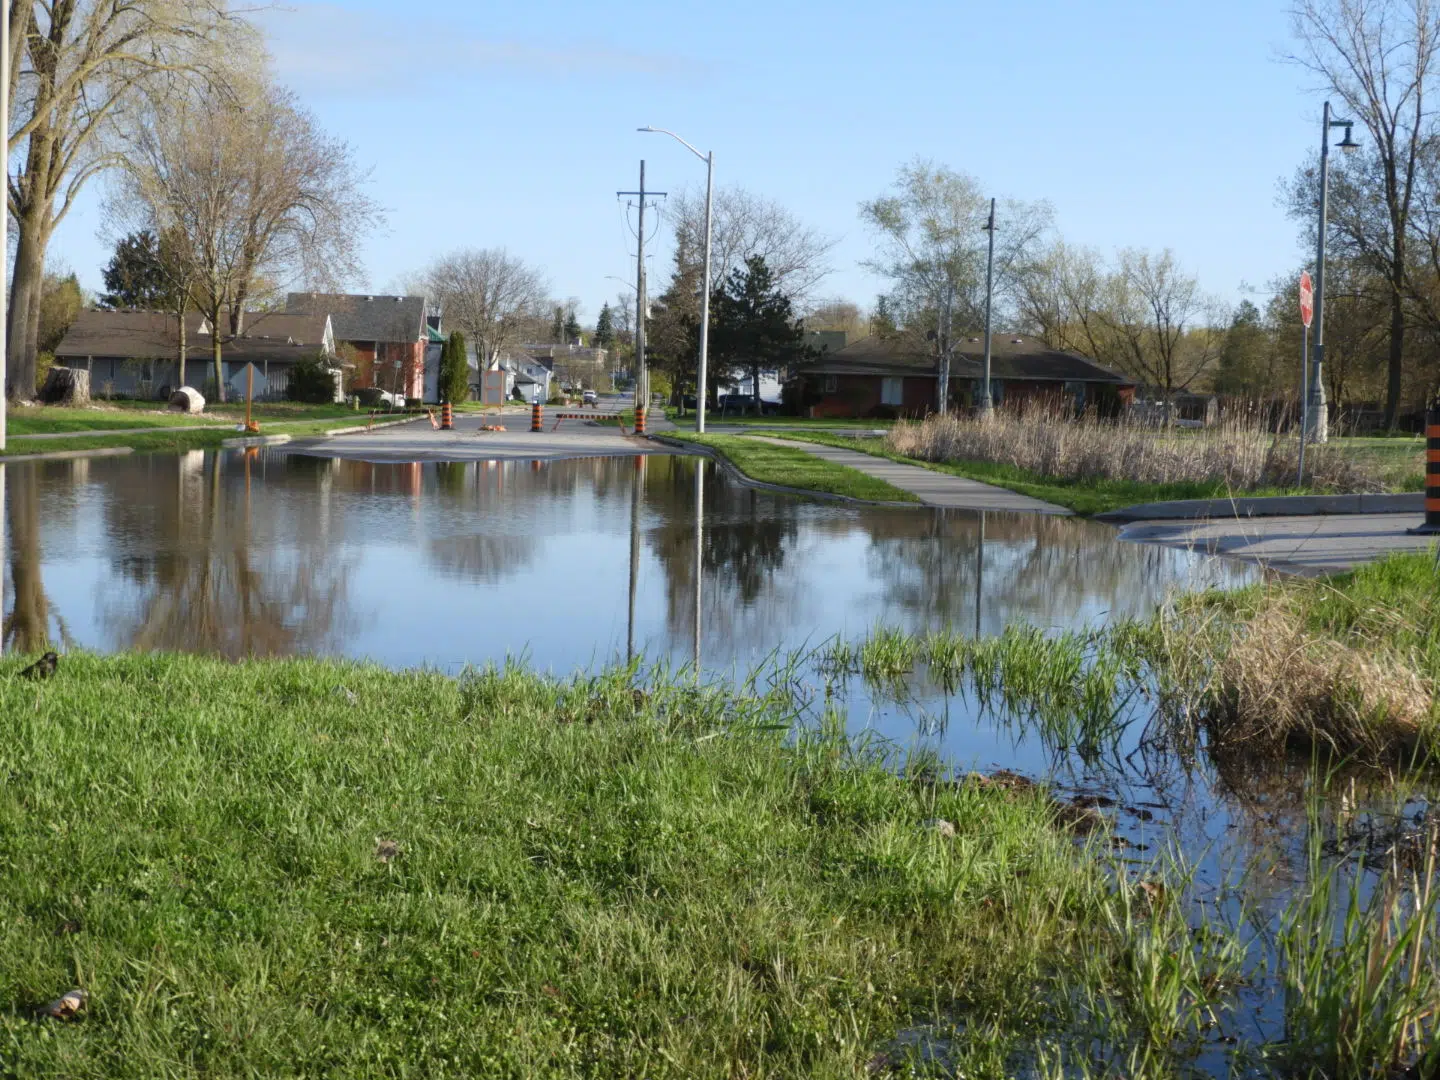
[
  {"x1": 1288, "y1": 0, "x2": 1440, "y2": 426},
  {"x1": 668, "y1": 186, "x2": 835, "y2": 303},
  {"x1": 1015, "y1": 240, "x2": 1116, "y2": 361},
  {"x1": 7, "y1": 0, "x2": 253, "y2": 400},
  {"x1": 421, "y1": 249, "x2": 549, "y2": 368},
  {"x1": 1100, "y1": 249, "x2": 1222, "y2": 402},
  {"x1": 110, "y1": 74, "x2": 381, "y2": 400}
]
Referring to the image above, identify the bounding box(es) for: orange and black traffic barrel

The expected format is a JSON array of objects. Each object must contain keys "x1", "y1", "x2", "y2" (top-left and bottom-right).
[
  {"x1": 1413, "y1": 405, "x2": 1440, "y2": 534},
  {"x1": 440, "y1": 400, "x2": 454, "y2": 430},
  {"x1": 531, "y1": 400, "x2": 543, "y2": 432},
  {"x1": 634, "y1": 404, "x2": 647, "y2": 437}
]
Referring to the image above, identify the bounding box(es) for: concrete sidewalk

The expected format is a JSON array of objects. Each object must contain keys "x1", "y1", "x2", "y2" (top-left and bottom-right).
[
  {"x1": 1119, "y1": 513, "x2": 1434, "y2": 574},
  {"x1": 286, "y1": 411, "x2": 666, "y2": 463},
  {"x1": 741, "y1": 435, "x2": 1070, "y2": 514}
]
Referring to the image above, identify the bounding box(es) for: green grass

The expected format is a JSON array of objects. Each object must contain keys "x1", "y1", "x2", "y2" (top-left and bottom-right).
[
  {"x1": 668, "y1": 433, "x2": 918, "y2": 503},
  {"x1": 762, "y1": 432, "x2": 1319, "y2": 515},
  {"x1": 0, "y1": 414, "x2": 414, "y2": 459},
  {"x1": 6, "y1": 406, "x2": 229, "y2": 436},
  {"x1": 690, "y1": 416, "x2": 897, "y2": 431},
  {"x1": 0, "y1": 651, "x2": 1202, "y2": 1078}
]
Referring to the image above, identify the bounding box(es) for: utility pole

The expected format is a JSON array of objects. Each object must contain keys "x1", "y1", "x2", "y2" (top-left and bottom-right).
[{"x1": 617, "y1": 162, "x2": 665, "y2": 431}]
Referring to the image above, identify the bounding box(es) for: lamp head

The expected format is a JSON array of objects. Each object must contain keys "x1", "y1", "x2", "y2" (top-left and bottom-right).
[
  {"x1": 1338, "y1": 125, "x2": 1360, "y2": 153},
  {"x1": 637, "y1": 126, "x2": 655, "y2": 133}
]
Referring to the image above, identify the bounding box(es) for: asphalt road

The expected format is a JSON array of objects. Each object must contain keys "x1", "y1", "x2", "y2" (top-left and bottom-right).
[{"x1": 1118, "y1": 513, "x2": 1434, "y2": 575}]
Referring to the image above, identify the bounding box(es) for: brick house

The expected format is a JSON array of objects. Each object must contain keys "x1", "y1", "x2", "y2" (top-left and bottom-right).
[
  {"x1": 284, "y1": 293, "x2": 428, "y2": 400},
  {"x1": 791, "y1": 334, "x2": 1135, "y2": 418}
]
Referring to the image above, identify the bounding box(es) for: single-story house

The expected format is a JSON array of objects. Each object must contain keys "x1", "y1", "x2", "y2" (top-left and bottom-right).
[
  {"x1": 54, "y1": 309, "x2": 339, "y2": 401},
  {"x1": 284, "y1": 293, "x2": 428, "y2": 399},
  {"x1": 790, "y1": 334, "x2": 1136, "y2": 419}
]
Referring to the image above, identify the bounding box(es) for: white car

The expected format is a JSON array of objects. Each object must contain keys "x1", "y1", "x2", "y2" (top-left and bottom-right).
[{"x1": 582, "y1": 390, "x2": 598, "y2": 406}]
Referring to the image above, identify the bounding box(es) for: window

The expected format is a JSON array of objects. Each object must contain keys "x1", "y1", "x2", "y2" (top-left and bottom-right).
[
  {"x1": 823, "y1": 374, "x2": 838, "y2": 394},
  {"x1": 881, "y1": 377, "x2": 904, "y2": 406}
]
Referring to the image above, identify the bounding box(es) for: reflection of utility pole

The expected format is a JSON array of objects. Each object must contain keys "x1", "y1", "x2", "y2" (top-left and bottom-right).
[
  {"x1": 937, "y1": 282, "x2": 953, "y2": 415},
  {"x1": 627, "y1": 455, "x2": 642, "y2": 662},
  {"x1": 974, "y1": 511, "x2": 985, "y2": 637},
  {"x1": 693, "y1": 457, "x2": 704, "y2": 675}
]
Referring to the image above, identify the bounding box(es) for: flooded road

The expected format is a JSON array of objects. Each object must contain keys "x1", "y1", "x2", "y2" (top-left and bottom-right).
[{"x1": 2, "y1": 449, "x2": 1254, "y2": 674}]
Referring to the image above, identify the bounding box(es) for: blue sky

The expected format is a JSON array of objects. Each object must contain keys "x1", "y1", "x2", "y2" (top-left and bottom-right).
[{"x1": 51, "y1": 0, "x2": 1322, "y2": 323}]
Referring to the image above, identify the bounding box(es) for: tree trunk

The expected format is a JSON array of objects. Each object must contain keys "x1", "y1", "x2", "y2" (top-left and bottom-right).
[
  {"x1": 177, "y1": 304, "x2": 187, "y2": 387},
  {"x1": 1384, "y1": 283, "x2": 1405, "y2": 430},
  {"x1": 212, "y1": 325, "x2": 226, "y2": 403},
  {"x1": 4, "y1": 468, "x2": 49, "y2": 653},
  {"x1": 6, "y1": 204, "x2": 47, "y2": 401}
]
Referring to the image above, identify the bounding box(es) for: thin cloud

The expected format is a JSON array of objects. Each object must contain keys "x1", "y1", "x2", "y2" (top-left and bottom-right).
[{"x1": 258, "y1": 3, "x2": 692, "y2": 94}]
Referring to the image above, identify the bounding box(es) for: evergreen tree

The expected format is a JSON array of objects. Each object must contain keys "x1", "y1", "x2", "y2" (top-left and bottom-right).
[
  {"x1": 550, "y1": 305, "x2": 565, "y2": 343},
  {"x1": 564, "y1": 309, "x2": 581, "y2": 343},
  {"x1": 99, "y1": 231, "x2": 172, "y2": 309},
  {"x1": 594, "y1": 303, "x2": 615, "y2": 350},
  {"x1": 649, "y1": 248, "x2": 703, "y2": 408},
  {"x1": 440, "y1": 330, "x2": 470, "y2": 403},
  {"x1": 710, "y1": 255, "x2": 815, "y2": 413},
  {"x1": 871, "y1": 294, "x2": 898, "y2": 337}
]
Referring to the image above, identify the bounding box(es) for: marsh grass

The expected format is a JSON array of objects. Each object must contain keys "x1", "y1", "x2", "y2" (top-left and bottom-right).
[
  {"x1": 886, "y1": 405, "x2": 1393, "y2": 495},
  {"x1": 0, "y1": 649, "x2": 1205, "y2": 1079},
  {"x1": 1139, "y1": 553, "x2": 1440, "y2": 762},
  {"x1": 1273, "y1": 820, "x2": 1440, "y2": 1077}
]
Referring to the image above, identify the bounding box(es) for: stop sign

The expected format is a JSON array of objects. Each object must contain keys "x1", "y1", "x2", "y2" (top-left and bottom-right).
[{"x1": 1300, "y1": 271, "x2": 1314, "y2": 328}]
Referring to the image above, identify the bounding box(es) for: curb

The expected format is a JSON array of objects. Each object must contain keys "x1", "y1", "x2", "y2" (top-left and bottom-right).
[
  {"x1": 311, "y1": 415, "x2": 427, "y2": 437},
  {"x1": 1096, "y1": 492, "x2": 1423, "y2": 523},
  {"x1": 221, "y1": 433, "x2": 293, "y2": 449},
  {"x1": 648, "y1": 435, "x2": 920, "y2": 508},
  {"x1": 0, "y1": 446, "x2": 135, "y2": 463}
]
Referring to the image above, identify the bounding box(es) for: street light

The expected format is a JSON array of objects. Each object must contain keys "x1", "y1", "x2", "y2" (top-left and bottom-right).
[
  {"x1": 638, "y1": 125, "x2": 713, "y2": 432},
  {"x1": 1310, "y1": 100, "x2": 1360, "y2": 445}
]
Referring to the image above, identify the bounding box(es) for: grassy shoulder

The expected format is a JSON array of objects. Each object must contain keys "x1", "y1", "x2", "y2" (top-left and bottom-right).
[
  {"x1": 0, "y1": 651, "x2": 1174, "y2": 1077},
  {"x1": 668, "y1": 432, "x2": 918, "y2": 503},
  {"x1": 1143, "y1": 551, "x2": 1440, "y2": 761},
  {"x1": 0, "y1": 412, "x2": 417, "y2": 458},
  {"x1": 762, "y1": 431, "x2": 1341, "y2": 516}
]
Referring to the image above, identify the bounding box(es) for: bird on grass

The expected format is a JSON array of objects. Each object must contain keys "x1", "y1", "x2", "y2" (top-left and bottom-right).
[{"x1": 20, "y1": 651, "x2": 59, "y2": 681}]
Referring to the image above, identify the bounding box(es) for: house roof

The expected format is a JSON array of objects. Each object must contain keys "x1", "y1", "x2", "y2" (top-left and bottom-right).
[
  {"x1": 239, "y1": 311, "x2": 331, "y2": 347},
  {"x1": 795, "y1": 334, "x2": 1133, "y2": 384},
  {"x1": 54, "y1": 309, "x2": 328, "y2": 368},
  {"x1": 55, "y1": 310, "x2": 209, "y2": 360},
  {"x1": 284, "y1": 293, "x2": 426, "y2": 344}
]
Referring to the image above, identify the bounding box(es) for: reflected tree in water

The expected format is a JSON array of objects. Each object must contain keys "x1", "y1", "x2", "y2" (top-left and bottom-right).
[
  {"x1": 99, "y1": 453, "x2": 354, "y2": 658},
  {"x1": 3, "y1": 465, "x2": 72, "y2": 654}
]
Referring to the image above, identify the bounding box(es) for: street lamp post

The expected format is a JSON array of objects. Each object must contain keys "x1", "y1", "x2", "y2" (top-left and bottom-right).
[
  {"x1": 978, "y1": 198, "x2": 996, "y2": 420},
  {"x1": 1311, "y1": 100, "x2": 1360, "y2": 445},
  {"x1": 1, "y1": 0, "x2": 10, "y2": 450},
  {"x1": 639, "y1": 126, "x2": 713, "y2": 433}
]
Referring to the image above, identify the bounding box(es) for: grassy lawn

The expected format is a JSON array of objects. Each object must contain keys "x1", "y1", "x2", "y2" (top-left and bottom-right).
[
  {"x1": 0, "y1": 413, "x2": 415, "y2": 459},
  {"x1": 669, "y1": 432, "x2": 918, "y2": 503},
  {"x1": 675, "y1": 415, "x2": 896, "y2": 431},
  {"x1": 0, "y1": 651, "x2": 1185, "y2": 1078},
  {"x1": 6, "y1": 405, "x2": 229, "y2": 436}
]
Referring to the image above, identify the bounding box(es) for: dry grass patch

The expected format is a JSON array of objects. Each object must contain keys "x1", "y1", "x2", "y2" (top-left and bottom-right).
[{"x1": 886, "y1": 407, "x2": 1386, "y2": 493}]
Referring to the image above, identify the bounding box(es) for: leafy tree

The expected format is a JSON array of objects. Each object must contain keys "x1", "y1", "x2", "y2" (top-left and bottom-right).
[
  {"x1": 1213, "y1": 301, "x2": 1272, "y2": 397},
  {"x1": 594, "y1": 303, "x2": 615, "y2": 350},
  {"x1": 710, "y1": 255, "x2": 815, "y2": 414},
  {"x1": 99, "y1": 231, "x2": 171, "y2": 309},
  {"x1": 440, "y1": 330, "x2": 470, "y2": 403},
  {"x1": 38, "y1": 273, "x2": 84, "y2": 355},
  {"x1": 286, "y1": 355, "x2": 338, "y2": 404}
]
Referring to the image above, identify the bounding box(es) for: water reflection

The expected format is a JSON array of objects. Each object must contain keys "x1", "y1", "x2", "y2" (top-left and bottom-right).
[{"x1": 4, "y1": 450, "x2": 1255, "y2": 673}]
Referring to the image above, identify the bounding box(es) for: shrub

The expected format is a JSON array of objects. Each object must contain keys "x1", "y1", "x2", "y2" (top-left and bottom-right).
[
  {"x1": 440, "y1": 331, "x2": 470, "y2": 404},
  {"x1": 286, "y1": 355, "x2": 338, "y2": 404}
]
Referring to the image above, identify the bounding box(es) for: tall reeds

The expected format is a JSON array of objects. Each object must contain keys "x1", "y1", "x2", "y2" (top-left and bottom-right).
[{"x1": 885, "y1": 403, "x2": 1385, "y2": 493}]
